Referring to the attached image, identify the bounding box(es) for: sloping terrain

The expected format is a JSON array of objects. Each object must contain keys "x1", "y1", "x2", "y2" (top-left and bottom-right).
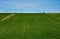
[{"x1": 0, "y1": 13, "x2": 60, "y2": 39}]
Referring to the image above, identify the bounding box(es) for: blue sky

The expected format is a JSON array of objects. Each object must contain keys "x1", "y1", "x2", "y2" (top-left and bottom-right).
[{"x1": 0, "y1": 0, "x2": 60, "y2": 13}]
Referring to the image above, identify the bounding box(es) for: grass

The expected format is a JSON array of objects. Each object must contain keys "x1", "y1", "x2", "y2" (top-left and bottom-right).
[{"x1": 0, "y1": 13, "x2": 60, "y2": 39}]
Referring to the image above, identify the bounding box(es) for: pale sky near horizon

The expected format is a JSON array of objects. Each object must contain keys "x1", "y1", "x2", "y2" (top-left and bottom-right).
[{"x1": 0, "y1": 0, "x2": 60, "y2": 13}]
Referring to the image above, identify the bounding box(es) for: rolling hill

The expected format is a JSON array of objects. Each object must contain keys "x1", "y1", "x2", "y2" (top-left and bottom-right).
[{"x1": 0, "y1": 13, "x2": 60, "y2": 39}]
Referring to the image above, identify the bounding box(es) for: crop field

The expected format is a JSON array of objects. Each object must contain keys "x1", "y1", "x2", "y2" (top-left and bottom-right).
[{"x1": 0, "y1": 13, "x2": 60, "y2": 39}]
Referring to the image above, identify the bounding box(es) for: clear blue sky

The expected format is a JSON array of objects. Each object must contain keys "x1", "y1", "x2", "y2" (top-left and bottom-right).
[{"x1": 0, "y1": 0, "x2": 60, "y2": 12}]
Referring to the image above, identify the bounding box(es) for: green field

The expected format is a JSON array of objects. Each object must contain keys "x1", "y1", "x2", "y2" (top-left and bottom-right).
[{"x1": 0, "y1": 13, "x2": 60, "y2": 39}]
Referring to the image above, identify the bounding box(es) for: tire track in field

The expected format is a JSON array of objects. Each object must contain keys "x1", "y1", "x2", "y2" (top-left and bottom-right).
[
  {"x1": 23, "y1": 24, "x2": 37, "y2": 39},
  {"x1": 0, "y1": 14, "x2": 15, "y2": 21},
  {"x1": 23, "y1": 24, "x2": 30, "y2": 39},
  {"x1": 23, "y1": 24, "x2": 30, "y2": 32},
  {"x1": 22, "y1": 24, "x2": 36, "y2": 39},
  {"x1": 30, "y1": 25, "x2": 38, "y2": 39}
]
